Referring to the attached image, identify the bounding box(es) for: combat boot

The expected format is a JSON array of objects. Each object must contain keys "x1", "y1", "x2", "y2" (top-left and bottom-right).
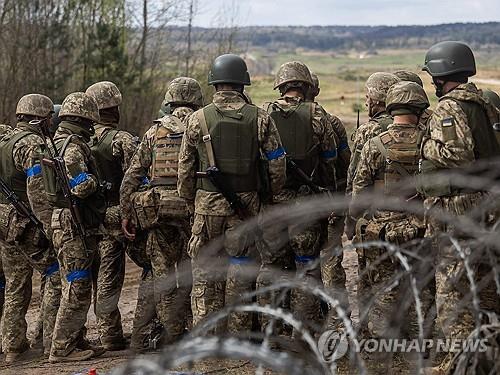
[{"x1": 48, "y1": 348, "x2": 94, "y2": 363}]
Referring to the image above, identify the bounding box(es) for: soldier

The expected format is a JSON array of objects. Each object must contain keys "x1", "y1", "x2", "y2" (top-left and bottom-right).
[
  {"x1": 419, "y1": 41, "x2": 500, "y2": 373},
  {"x1": 482, "y1": 89, "x2": 500, "y2": 145},
  {"x1": 264, "y1": 61, "x2": 338, "y2": 328},
  {"x1": 344, "y1": 72, "x2": 399, "y2": 336},
  {"x1": 177, "y1": 55, "x2": 286, "y2": 333},
  {"x1": 393, "y1": 70, "x2": 434, "y2": 127},
  {"x1": 0, "y1": 124, "x2": 12, "y2": 354},
  {"x1": 350, "y1": 81, "x2": 431, "y2": 339},
  {"x1": 85, "y1": 81, "x2": 136, "y2": 350},
  {"x1": 42, "y1": 92, "x2": 106, "y2": 362},
  {"x1": 305, "y1": 72, "x2": 351, "y2": 329},
  {"x1": 120, "y1": 77, "x2": 202, "y2": 346},
  {"x1": 0, "y1": 95, "x2": 62, "y2": 362}
]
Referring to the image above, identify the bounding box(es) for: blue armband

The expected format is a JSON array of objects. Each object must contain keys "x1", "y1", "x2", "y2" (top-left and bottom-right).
[
  {"x1": 69, "y1": 172, "x2": 90, "y2": 188},
  {"x1": 266, "y1": 147, "x2": 286, "y2": 160},
  {"x1": 66, "y1": 269, "x2": 91, "y2": 282},
  {"x1": 295, "y1": 255, "x2": 317, "y2": 264},
  {"x1": 321, "y1": 149, "x2": 337, "y2": 159},
  {"x1": 26, "y1": 164, "x2": 42, "y2": 178},
  {"x1": 338, "y1": 141, "x2": 349, "y2": 152}
]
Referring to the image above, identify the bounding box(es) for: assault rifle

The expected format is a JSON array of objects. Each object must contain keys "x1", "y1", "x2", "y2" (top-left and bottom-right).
[
  {"x1": 0, "y1": 176, "x2": 46, "y2": 236},
  {"x1": 196, "y1": 166, "x2": 251, "y2": 220},
  {"x1": 286, "y1": 158, "x2": 330, "y2": 195},
  {"x1": 30, "y1": 120, "x2": 89, "y2": 253}
]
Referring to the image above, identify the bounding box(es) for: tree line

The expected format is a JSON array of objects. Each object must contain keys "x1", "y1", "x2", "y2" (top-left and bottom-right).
[{"x1": 0, "y1": 0, "x2": 239, "y2": 135}]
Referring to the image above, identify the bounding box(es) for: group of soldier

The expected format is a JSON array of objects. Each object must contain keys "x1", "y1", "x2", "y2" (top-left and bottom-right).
[{"x1": 0, "y1": 39, "x2": 498, "y2": 374}]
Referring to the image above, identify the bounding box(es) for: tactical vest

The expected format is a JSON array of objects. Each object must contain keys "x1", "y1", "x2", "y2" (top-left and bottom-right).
[
  {"x1": 0, "y1": 131, "x2": 32, "y2": 203},
  {"x1": 150, "y1": 118, "x2": 183, "y2": 186},
  {"x1": 443, "y1": 96, "x2": 500, "y2": 160},
  {"x1": 90, "y1": 127, "x2": 123, "y2": 205},
  {"x1": 268, "y1": 101, "x2": 316, "y2": 189},
  {"x1": 372, "y1": 126, "x2": 423, "y2": 197},
  {"x1": 41, "y1": 136, "x2": 106, "y2": 229},
  {"x1": 197, "y1": 103, "x2": 259, "y2": 192}
]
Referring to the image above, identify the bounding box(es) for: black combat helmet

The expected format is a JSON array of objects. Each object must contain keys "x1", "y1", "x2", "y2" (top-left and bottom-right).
[
  {"x1": 423, "y1": 41, "x2": 476, "y2": 78},
  {"x1": 208, "y1": 54, "x2": 251, "y2": 86}
]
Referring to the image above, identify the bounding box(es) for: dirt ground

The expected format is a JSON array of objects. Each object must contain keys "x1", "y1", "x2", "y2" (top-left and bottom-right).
[{"x1": 0, "y1": 246, "x2": 370, "y2": 375}]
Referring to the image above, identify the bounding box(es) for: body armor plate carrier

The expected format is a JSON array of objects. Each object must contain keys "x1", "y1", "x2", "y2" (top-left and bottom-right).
[{"x1": 197, "y1": 103, "x2": 260, "y2": 192}]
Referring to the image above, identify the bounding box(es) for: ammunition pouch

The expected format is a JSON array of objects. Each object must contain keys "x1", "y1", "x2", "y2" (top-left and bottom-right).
[{"x1": 132, "y1": 187, "x2": 189, "y2": 230}]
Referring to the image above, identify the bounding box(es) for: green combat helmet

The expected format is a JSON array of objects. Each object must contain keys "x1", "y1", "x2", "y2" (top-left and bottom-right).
[
  {"x1": 208, "y1": 54, "x2": 251, "y2": 86},
  {"x1": 365, "y1": 72, "x2": 400, "y2": 103},
  {"x1": 163, "y1": 77, "x2": 204, "y2": 109},
  {"x1": 393, "y1": 70, "x2": 424, "y2": 88},
  {"x1": 423, "y1": 41, "x2": 476, "y2": 78},
  {"x1": 59, "y1": 92, "x2": 100, "y2": 123},
  {"x1": 273, "y1": 61, "x2": 313, "y2": 90},
  {"x1": 16, "y1": 94, "x2": 54, "y2": 118},
  {"x1": 85, "y1": 81, "x2": 122, "y2": 110},
  {"x1": 386, "y1": 81, "x2": 430, "y2": 116}
]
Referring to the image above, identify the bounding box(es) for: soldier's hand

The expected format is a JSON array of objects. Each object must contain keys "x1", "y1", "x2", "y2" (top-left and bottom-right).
[
  {"x1": 122, "y1": 218, "x2": 136, "y2": 241},
  {"x1": 344, "y1": 216, "x2": 356, "y2": 241}
]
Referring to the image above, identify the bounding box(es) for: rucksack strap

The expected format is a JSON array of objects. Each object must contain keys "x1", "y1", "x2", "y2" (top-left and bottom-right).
[
  {"x1": 197, "y1": 109, "x2": 217, "y2": 168},
  {"x1": 372, "y1": 135, "x2": 411, "y2": 178}
]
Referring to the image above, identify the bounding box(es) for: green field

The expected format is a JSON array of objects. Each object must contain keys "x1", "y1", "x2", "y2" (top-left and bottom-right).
[{"x1": 246, "y1": 49, "x2": 500, "y2": 140}]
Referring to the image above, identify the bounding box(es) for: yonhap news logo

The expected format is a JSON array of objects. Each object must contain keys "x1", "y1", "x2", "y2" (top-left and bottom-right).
[
  {"x1": 318, "y1": 330, "x2": 489, "y2": 362},
  {"x1": 318, "y1": 330, "x2": 349, "y2": 362}
]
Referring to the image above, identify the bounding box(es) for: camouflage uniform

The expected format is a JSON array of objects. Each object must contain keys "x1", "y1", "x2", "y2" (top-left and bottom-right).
[
  {"x1": 0, "y1": 125, "x2": 12, "y2": 341},
  {"x1": 351, "y1": 82, "x2": 433, "y2": 339},
  {"x1": 259, "y1": 62, "x2": 338, "y2": 330},
  {"x1": 0, "y1": 96, "x2": 61, "y2": 360},
  {"x1": 86, "y1": 81, "x2": 137, "y2": 349},
  {"x1": 121, "y1": 106, "x2": 194, "y2": 344},
  {"x1": 125, "y1": 230, "x2": 155, "y2": 351},
  {"x1": 420, "y1": 83, "x2": 500, "y2": 342},
  {"x1": 47, "y1": 92, "x2": 104, "y2": 362},
  {"x1": 345, "y1": 73, "x2": 399, "y2": 336},
  {"x1": 178, "y1": 89, "x2": 286, "y2": 333},
  {"x1": 307, "y1": 72, "x2": 351, "y2": 329}
]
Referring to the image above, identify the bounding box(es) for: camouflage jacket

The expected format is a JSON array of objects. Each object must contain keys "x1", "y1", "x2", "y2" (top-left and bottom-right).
[
  {"x1": 1, "y1": 122, "x2": 53, "y2": 232},
  {"x1": 52, "y1": 123, "x2": 99, "y2": 199},
  {"x1": 421, "y1": 84, "x2": 478, "y2": 169},
  {"x1": 346, "y1": 110, "x2": 392, "y2": 195},
  {"x1": 120, "y1": 106, "x2": 193, "y2": 220},
  {"x1": 94, "y1": 123, "x2": 137, "y2": 173},
  {"x1": 178, "y1": 91, "x2": 286, "y2": 216},
  {"x1": 270, "y1": 95, "x2": 338, "y2": 191},
  {"x1": 350, "y1": 122, "x2": 421, "y2": 219}
]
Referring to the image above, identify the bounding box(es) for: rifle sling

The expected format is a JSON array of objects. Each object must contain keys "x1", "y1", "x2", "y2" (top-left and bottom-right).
[{"x1": 197, "y1": 110, "x2": 217, "y2": 168}]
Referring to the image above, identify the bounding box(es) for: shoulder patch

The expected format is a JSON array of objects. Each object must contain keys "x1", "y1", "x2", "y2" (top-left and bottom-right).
[{"x1": 441, "y1": 117, "x2": 455, "y2": 127}]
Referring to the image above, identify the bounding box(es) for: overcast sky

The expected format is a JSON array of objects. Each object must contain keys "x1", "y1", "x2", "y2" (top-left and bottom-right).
[{"x1": 192, "y1": 0, "x2": 499, "y2": 27}]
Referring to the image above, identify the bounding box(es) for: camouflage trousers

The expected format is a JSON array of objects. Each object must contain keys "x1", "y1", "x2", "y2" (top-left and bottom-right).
[
  {"x1": 0, "y1": 243, "x2": 5, "y2": 351},
  {"x1": 124, "y1": 230, "x2": 156, "y2": 350},
  {"x1": 257, "y1": 190, "x2": 325, "y2": 333},
  {"x1": 188, "y1": 209, "x2": 259, "y2": 335},
  {"x1": 0, "y1": 212, "x2": 61, "y2": 355},
  {"x1": 92, "y1": 206, "x2": 126, "y2": 347},
  {"x1": 145, "y1": 222, "x2": 192, "y2": 343},
  {"x1": 358, "y1": 214, "x2": 435, "y2": 339},
  {"x1": 321, "y1": 214, "x2": 350, "y2": 330},
  {"x1": 425, "y1": 193, "x2": 500, "y2": 343},
  {"x1": 50, "y1": 208, "x2": 98, "y2": 357}
]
